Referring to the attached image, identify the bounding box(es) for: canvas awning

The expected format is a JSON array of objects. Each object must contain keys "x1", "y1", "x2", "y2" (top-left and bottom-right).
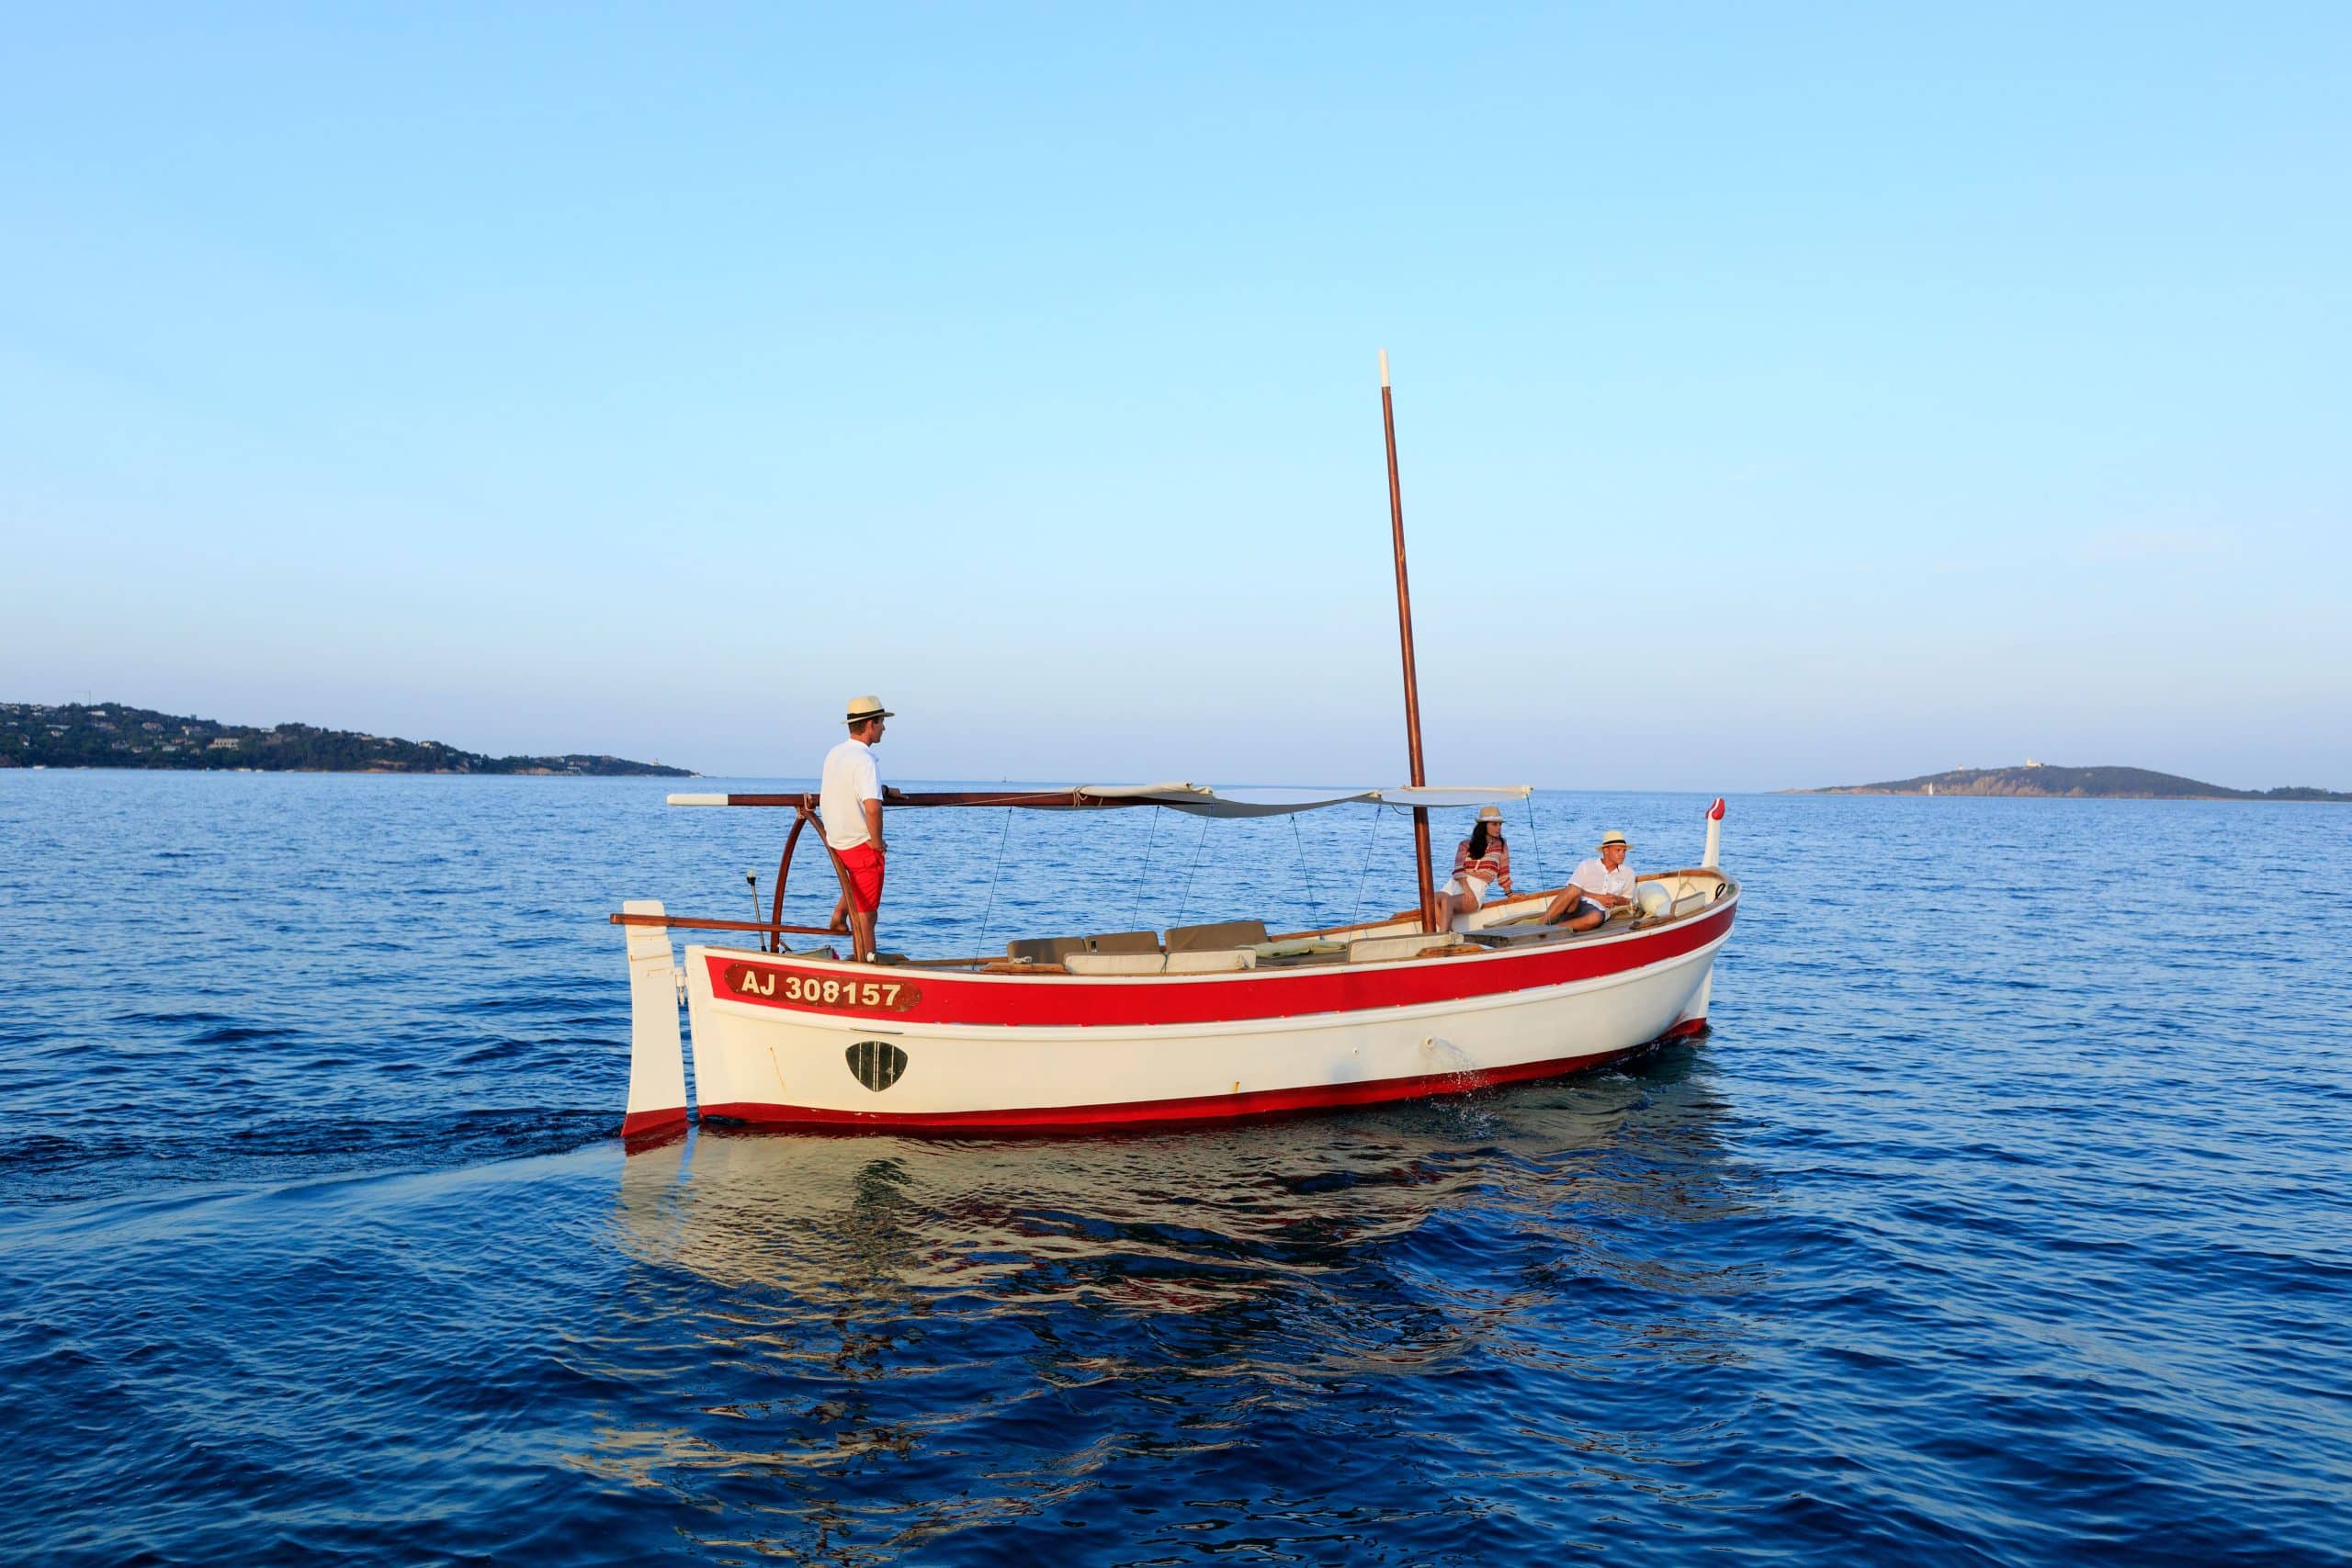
[{"x1": 667, "y1": 784, "x2": 1532, "y2": 818}]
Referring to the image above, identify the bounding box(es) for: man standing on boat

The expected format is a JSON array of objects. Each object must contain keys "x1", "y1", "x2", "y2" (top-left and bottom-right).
[
  {"x1": 821, "y1": 695, "x2": 895, "y2": 963},
  {"x1": 1543, "y1": 830, "x2": 1635, "y2": 931}
]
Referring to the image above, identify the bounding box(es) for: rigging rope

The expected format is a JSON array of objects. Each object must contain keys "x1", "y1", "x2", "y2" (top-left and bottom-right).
[
  {"x1": 1129, "y1": 806, "x2": 1161, "y2": 930},
  {"x1": 1351, "y1": 806, "x2": 1382, "y2": 925},
  {"x1": 1289, "y1": 813, "x2": 1320, "y2": 925},
  {"x1": 1171, "y1": 813, "x2": 1213, "y2": 930},
  {"x1": 975, "y1": 807, "x2": 1014, "y2": 953},
  {"x1": 1524, "y1": 791, "x2": 1544, "y2": 891}
]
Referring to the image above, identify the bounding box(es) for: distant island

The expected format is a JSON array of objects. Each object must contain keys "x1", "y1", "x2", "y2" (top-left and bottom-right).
[
  {"x1": 2, "y1": 701, "x2": 693, "y2": 777},
  {"x1": 1808, "y1": 761, "x2": 2347, "y2": 803}
]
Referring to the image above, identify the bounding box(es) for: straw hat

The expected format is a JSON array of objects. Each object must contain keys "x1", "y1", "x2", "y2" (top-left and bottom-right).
[
  {"x1": 1476, "y1": 805, "x2": 1505, "y2": 823},
  {"x1": 1597, "y1": 829, "x2": 1630, "y2": 850},
  {"x1": 844, "y1": 695, "x2": 896, "y2": 724}
]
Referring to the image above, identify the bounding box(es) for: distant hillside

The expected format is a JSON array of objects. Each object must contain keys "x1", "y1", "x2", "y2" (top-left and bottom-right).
[
  {"x1": 1810, "y1": 762, "x2": 2346, "y2": 802},
  {"x1": 2, "y1": 702, "x2": 693, "y2": 777}
]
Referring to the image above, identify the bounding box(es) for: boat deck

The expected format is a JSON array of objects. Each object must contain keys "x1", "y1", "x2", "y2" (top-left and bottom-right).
[{"x1": 869, "y1": 868, "x2": 1735, "y2": 976}]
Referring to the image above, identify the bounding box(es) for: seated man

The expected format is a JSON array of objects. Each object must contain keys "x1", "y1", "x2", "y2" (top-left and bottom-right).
[{"x1": 1543, "y1": 830, "x2": 1635, "y2": 931}]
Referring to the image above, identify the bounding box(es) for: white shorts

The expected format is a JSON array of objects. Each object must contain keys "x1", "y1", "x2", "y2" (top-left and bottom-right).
[{"x1": 1441, "y1": 874, "x2": 1490, "y2": 901}]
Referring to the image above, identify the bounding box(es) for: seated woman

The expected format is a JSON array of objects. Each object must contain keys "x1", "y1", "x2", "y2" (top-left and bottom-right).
[
  {"x1": 1440, "y1": 807, "x2": 1513, "y2": 929},
  {"x1": 1543, "y1": 830, "x2": 1634, "y2": 931}
]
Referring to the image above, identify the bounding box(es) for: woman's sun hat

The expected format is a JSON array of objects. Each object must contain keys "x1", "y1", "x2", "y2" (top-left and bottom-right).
[
  {"x1": 1598, "y1": 829, "x2": 1630, "y2": 850},
  {"x1": 1476, "y1": 805, "x2": 1505, "y2": 823}
]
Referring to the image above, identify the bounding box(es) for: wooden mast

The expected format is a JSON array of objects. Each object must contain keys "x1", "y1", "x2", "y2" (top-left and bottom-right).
[{"x1": 1380, "y1": 350, "x2": 1440, "y2": 932}]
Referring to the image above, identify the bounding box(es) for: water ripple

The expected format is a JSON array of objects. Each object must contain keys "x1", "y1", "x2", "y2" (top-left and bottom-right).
[{"x1": 0, "y1": 775, "x2": 2347, "y2": 1564}]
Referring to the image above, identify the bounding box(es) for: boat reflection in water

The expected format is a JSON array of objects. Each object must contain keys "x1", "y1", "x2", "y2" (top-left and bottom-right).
[{"x1": 579, "y1": 1045, "x2": 1756, "y2": 1560}]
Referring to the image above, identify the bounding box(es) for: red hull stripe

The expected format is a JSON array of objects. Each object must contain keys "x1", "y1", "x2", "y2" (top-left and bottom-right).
[
  {"x1": 696, "y1": 1027, "x2": 1703, "y2": 1134},
  {"x1": 703, "y1": 901, "x2": 1735, "y2": 1030},
  {"x1": 621, "y1": 1106, "x2": 688, "y2": 1135}
]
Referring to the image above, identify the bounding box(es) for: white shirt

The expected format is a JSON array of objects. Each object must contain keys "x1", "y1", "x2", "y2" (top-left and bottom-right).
[
  {"x1": 820, "y1": 739, "x2": 882, "y2": 850},
  {"x1": 1569, "y1": 856, "x2": 1634, "y2": 901}
]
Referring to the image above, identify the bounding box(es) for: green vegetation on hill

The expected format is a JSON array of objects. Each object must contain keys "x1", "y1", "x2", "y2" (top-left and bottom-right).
[
  {"x1": 1, "y1": 702, "x2": 693, "y2": 776},
  {"x1": 1812, "y1": 762, "x2": 2346, "y2": 802}
]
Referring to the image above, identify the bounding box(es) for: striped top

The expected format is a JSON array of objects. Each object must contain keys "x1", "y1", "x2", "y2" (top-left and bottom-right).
[{"x1": 1451, "y1": 836, "x2": 1510, "y2": 891}]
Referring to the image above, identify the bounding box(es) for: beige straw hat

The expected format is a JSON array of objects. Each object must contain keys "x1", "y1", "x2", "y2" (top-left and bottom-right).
[
  {"x1": 844, "y1": 695, "x2": 896, "y2": 723},
  {"x1": 1597, "y1": 829, "x2": 1630, "y2": 849}
]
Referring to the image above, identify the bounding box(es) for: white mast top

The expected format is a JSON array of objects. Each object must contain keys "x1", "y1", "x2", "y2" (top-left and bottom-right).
[{"x1": 1378, "y1": 347, "x2": 1390, "y2": 388}]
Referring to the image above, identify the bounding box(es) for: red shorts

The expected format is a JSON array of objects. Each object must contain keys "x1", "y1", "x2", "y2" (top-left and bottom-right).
[{"x1": 836, "y1": 841, "x2": 886, "y2": 913}]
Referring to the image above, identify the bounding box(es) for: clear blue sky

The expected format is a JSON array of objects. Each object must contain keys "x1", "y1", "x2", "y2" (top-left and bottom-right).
[{"x1": 5, "y1": 4, "x2": 2346, "y2": 790}]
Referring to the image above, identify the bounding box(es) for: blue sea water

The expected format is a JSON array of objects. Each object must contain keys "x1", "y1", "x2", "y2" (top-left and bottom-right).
[{"x1": 2, "y1": 771, "x2": 2347, "y2": 1565}]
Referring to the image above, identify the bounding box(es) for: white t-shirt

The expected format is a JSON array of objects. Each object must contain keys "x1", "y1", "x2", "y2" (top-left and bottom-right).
[
  {"x1": 820, "y1": 739, "x2": 881, "y2": 850},
  {"x1": 1569, "y1": 856, "x2": 1634, "y2": 902}
]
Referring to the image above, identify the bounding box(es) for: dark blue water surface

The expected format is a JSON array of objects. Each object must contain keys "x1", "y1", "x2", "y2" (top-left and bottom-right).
[{"x1": 3, "y1": 773, "x2": 2347, "y2": 1565}]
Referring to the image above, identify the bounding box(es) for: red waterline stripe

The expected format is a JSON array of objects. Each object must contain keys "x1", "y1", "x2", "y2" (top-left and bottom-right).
[
  {"x1": 695, "y1": 1025, "x2": 1707, "y2": 1135},
  {"x1": 703, "y1": 901, "x2": 1735, "y2": 1030},
  {"x1": 621, "y1": 1106, "x2": 689, "y2": 1135}
]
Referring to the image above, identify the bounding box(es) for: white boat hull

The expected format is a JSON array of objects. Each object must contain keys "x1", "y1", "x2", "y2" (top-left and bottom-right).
[{"x1": 625, "y1": 891, "x2": 1736, "y2": 1134}]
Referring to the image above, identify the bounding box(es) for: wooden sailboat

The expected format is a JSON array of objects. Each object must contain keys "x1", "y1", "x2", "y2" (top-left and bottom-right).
[{"x1": 610, "y1": 357, "x2": 1739, "y2": 1134}]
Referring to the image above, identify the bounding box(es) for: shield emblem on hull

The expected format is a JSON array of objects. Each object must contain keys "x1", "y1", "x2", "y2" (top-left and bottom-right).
[{"x1": 845, "y1": 1040, "x2": 908, "y2": 1092}]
